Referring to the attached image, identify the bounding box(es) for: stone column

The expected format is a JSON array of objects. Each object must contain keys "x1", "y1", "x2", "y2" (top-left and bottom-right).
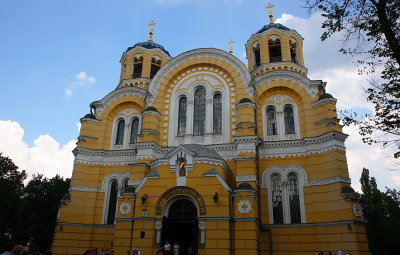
[
  {"x1": 155, "y1": 221, "x2": 163, "y2": 247},
  {"x1": 198, "y1": 221, "x2": 206, "y2": 249}
]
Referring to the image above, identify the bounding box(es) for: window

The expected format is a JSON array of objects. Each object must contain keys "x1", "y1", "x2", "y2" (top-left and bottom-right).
[
  {"x1": 266, "y1": 107, "x2": 278, "y2": 135},
  {"x1": 150, "y1": 56, "x2": 162, "y2": 79},
  {"x1": 177, "y1": 97, "x2": 187, "y2": 136},
  {"x1": 271, "y1": 174, "x2": 284, "y2": 224},
  {"x1": 106, "y1": 180, "x2": 118, "y2": 225},
  {"x1": 193, "y1": 87, "x2": 206, "y2": 136},
  {"x1": 213, "y1": 93, "x2": 222, "y2": 134},
  {"x1": 284, "y1": 105, "x2": 295, "y2": 134},
  {"x1": 288, "y1": 173, "x2": 301, "y2": 223},
  {"x1": 268, "y1": 36, "x2": 282, "y2": 63},
  {"x1": 129, "y1": 118, "x2": 139, "y2": 144},
  {"x1": 253, "y1": 42, "x2": 261, "y2": 68},
  {"x1": 289, "y1": 38, "x2": 298, "y2": 64},
  {"x1": 115, "y1": 119, "x2": 125, "y2": 145},
  {"x1": 132, "y1": 54, "x2": 143, "y2": 78}
]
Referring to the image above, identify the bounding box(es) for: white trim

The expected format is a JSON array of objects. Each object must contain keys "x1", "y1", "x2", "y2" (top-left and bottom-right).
[
  {"x1": 204, "y1": 173, "x2": 232, "y2": 192},
  {"x1": 162, "y1": 196, "x2": 199, "y2": 217},
  {"x1": 263, "y1": 165, "x2": 307, "y2": 224},
  {"x1": 109, "y1": 108, "x2": 142, "y2": 150}
]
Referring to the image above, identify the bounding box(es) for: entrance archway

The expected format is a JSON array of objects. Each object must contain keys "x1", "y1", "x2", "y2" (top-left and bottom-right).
[{"x1": 162, "y1": 198, "x2": 198, "y2": 255}]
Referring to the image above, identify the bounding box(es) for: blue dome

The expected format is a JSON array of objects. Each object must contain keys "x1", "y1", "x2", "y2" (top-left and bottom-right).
[
  {"x1": 256, "y1": 23, "x2": 291, "y2": 34},
  {"x1": 126, "y1": 41, "x2": 170, "y2": 56}
]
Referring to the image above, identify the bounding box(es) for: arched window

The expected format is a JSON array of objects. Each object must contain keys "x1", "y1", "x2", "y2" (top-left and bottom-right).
[
  {"x1": 115, "y1": 119, "x2": 125, "y2": 145},
  {"x1": 193, "y1": 87, "x2": 206, "y2": 136},
  {"x1": 271, "y1": 174, "x2": 283, "y2": 224},
  {"x1": 289, "y1": 39, "x2": 298, "y2": 64},
  {"x1": 266, "y1": 107, "x2": 278, "y2": 135},
  {"x1": 268, "y1": 36, "x2": 282, "y2": 63},
  {"x1": 129, "y1": 118, "x2": 139, "y2": 144},
  {"x1": 177, "y1": 96, "x2": 187, "y2": 136},
  {"x1": 253, "y1": 42, "x2": 261, "y2": 68},
  {"x1": 106, "y1": 180, "x2": 118, "y2": 225},
  {"x1": 213, "y1": 93, "x2": 222, "y2": 134},
  {"x1": 132, "y1": 54, "x2": 143, "y2": 78},
  {"x1": 150, "y1": 56, "x2": 162, "y2": 79},
  {"x1": 284, "y1": 105, "x2": 295, "y2": 134},
  {"x1": 288, "y1": 173, "x2": 301, "y2": 224}
]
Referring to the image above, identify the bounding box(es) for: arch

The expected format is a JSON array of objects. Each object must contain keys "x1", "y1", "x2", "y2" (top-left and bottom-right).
[
  {"x1": 132, "y1": 54, "x2": 143, "y2": 78},
  {"x1": 156, "y1": 187, "x2": 206, "y2": 216},
  {"x1": 284, "y1": 104, "x2": 296, "y2": 134},
  {"x1": 147, "y1": 48, "x2": 252, "y2": 104},
  {"x1": 266, "y1": 105, "x2": 278, "y2": 135},
  {"x1": 193, "y1": 86, "x2": 206, "y2": 136},
  {"x1": 150, "y1": 55, "x2": 162, "y2": 79},
  {"x1": 268, "y1": 35, "x2": 282, "y2": 63},
  {"x1": 252, "y1": 41, "x2": 261, "y2": 68}
]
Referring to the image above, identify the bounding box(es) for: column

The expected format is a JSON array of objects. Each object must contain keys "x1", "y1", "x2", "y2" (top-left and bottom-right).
[
  {"x1": 198, "y1": 221, "x2": 206, "y2": 249},
  {"x1": 155, "y1": 221, "x2": 162, "y2": 248}
]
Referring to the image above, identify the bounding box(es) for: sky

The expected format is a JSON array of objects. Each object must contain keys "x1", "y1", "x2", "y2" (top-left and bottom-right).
[{"x1": 0, "y1": 0, "x2": 399, "y2": 191}]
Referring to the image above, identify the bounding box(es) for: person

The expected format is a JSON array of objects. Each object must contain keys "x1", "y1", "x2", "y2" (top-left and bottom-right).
[
  {"x1": 164, "y1": 241, "x2": 171, "y2": 254},
  {"x1": 156, "y1": 248, "x2": 168, "y2": 255},
  {"x1": 1, "y1": 241, "x2": 15, "y2": 255},
  {"x1": 10, "y1": 245, "x2": 26, "y2": 255},
  {"x1": 173, "y1": 242, "x2": 180, "y2": 255},
  {"x1": 338, "y1": 250, "x2": 343, "y2": 255}
]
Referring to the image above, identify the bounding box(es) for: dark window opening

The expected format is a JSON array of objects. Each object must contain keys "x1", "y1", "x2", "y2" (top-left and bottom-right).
[
  {"x1": 284, "y1": 105, "x2": 296, "y2": 134},
  {"x1": 150, "y1": 57, "x2": 162, "y2": 79},
  {"x1": 132, "y1": 55, "x2": 143, "y2": 78},
  {"x1": 213, "y1": 93, "x2": 222, "y2": 134},
  {"x1": 271, "y1": 174, "x2": 283, "y2": 224},
  {"x1": 266, "y1": 107, "x2": 277, "y2": 135},
  {"x1": 290, "y1": 39, "x2": 298, "y2": 64},
  {"x1": 193, "y1": 87, "x2": 206, "y2": 136},
  {"x1": 268, "y1": 38, "x2": 282, "y2": 63},
  {"x1": 177, "y1": 97, "x2": 187, "y2": 136},
  {"x1": 288, "y1": 173, "x2": 301, "y2": 223},
  {"x1": 253, "y1": 43, "x2": 261, "y2": 67},
  {"x1": 130, "y1": 118, "x2": 139, "y2": 143},
  {"x1": 115, "y1": 119, "x2": 125, "y2": 145},
  {"x1": 106, "y1": 180, "x2": 118, "y2": 225}
]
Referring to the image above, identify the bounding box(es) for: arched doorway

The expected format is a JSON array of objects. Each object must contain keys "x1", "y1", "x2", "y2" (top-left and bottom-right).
[{"x1": 162, "y1": 198, "x2": 198, "y2": 255}]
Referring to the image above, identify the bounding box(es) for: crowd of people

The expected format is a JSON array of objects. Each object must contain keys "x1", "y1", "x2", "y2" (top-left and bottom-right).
[{"x1": 0, "y1": 242, "x2": 52, "y2": 255}]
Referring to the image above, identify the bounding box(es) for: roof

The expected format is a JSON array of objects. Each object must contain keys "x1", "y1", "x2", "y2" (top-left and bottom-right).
[
  {"x1": 143, "y1": 106, "x2": 160, "y2": 113},
  {"x1": 256, "y1": 23, "x2": 291, "y2": 34},
  {"x1": 126, "y1": 41, "x2": 171, "y2": 57},
  {"x1": 318, "y1": 93, "x2": 334, "y2": 100},
  {"x1": 238, "y1": 98, "x2": 253, "y2": 104},
  {"x1": 181, "y1": 144, "x2": 222, "y2": 159}
]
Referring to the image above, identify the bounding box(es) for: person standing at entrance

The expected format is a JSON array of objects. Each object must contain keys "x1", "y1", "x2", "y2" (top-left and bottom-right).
[
  {"x1": 164, "y1": 241, "x2": 171, "y2": 254},
  {"x1": 173, "y1": 242, "x2": 180, "y2": 255}
]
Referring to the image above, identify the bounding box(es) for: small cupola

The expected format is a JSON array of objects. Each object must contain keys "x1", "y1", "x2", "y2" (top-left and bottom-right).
[
  {"x1": 119, "y1": 21, "x2": 172, "y2": 86},
  {"x1": 245, "y1": 4, "x2": 306, "y2": 76}
]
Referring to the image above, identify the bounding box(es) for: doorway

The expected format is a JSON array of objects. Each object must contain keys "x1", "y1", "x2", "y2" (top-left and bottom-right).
[{"x1": 162, "y1": 198, "x2": 198, "y2": 255}]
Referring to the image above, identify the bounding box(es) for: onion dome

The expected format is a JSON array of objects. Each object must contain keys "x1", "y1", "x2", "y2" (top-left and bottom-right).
[
  {"x1": 238, "y1": 98, "x2": 253, "y2": 104},
  {"x1": 256, "y1": 23, "x2": 291, "y2": 34},
  {"x1": 237, "y1": 182, "x2": 255, "y2": 191},
  {"x1": 318, "y1": 93, "x2": 334, "y2": 100},
  {"x1": 125, "y1": 41, "x2": 170, "y2": 57},
  {"x1": 143, "y1": 106, "x2": 160, "y2": 113},
  {"x1": 83, "y1": 113, "x2": 96, "y2": 119}
]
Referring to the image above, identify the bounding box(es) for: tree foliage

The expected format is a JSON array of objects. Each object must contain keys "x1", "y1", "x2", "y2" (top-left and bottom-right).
[
  {"x1": 0, "y1": 153, "x2": 70, "y2": 253},
  {"x1": 359, "y1": 168, "x2": 400, "y2": 254},
  {"x1": 305, "y1": 0, "x2": 400, "y2": 158}
]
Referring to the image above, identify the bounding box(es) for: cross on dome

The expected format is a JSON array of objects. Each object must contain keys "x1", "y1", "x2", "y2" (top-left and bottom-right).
[
  {"x1": 266, "y1": 3, "x2": 275, "y2": 24},
  {"x1": 228, "y1": 39, "x2": 235, "y2": 54},
  {"x1": 148, "y1": 20, "x2": 157, "y2": 42}
]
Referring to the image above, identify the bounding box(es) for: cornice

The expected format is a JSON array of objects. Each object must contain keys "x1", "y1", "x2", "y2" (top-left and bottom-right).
[
  {"x1": 120, "y1": 46, "x2": 172, "y2": 62},
  {"x1": 147, "y1": 48, "x2": 252, "y2": 104},
  {"x1": 259, "y1": 131, "x2": 348, "y2": 158},
  {"x1": 73, "y1": 147, "x2": 137, "y2": 166},
  {"x1": 255, "y1": 70, "x2": 322, "y2": 99},
  {"x1": 117, "y1": 78, "x2": 152, "y2": 89},
  {"x1": 92, "y1": 87, "x2": 147, "y2": 117},
  {"x1": 311, "y1": 97, "x2": 338, "y2": 107}
]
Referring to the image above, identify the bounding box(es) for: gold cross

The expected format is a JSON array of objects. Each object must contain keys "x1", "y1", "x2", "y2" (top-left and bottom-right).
[
  {"x1": 228, "y1": 39, "x2": 235, "y2": 54},
  {"x1": 148, "y1": 20, "x2": 157, "y2": 42},
  {"x1": 266, "y1": 3, "x2": 275, "y2": 24}
]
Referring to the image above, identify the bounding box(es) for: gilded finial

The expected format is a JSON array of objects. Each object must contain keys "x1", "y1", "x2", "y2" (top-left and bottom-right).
[
  {"x1": 148, "y1": 20, "x2": 157, "y2": 42},
  {"x1": 266, "y1": 3, "x2": 275, "y2": 24},
  {"x1": 228, "y1": 39, "x2": 235, "y2": 54}
]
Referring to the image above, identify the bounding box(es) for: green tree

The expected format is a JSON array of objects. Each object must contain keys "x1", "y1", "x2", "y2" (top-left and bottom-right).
[
  {"x1": 0, "y1": 153, "x2": 27, "y2": 250},
  {"x1": 305, "y1": 0, "x2": 400, "y2": 158},
  {"x1": 359, "y1": 168, "x2": 400, "y2": 254},
  {"x1": 17, "y1": 174, "x2": 70, "y2": 252}
]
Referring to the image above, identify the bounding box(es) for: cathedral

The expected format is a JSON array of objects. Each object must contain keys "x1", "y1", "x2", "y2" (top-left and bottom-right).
[{"x1": 52, "y1": 6, "x2": 370, "y2": 255}]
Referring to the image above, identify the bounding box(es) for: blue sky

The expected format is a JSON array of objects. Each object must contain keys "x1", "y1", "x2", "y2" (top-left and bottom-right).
[{"x1": 0, "y1": 0, "x2": 398, "y2": 191}]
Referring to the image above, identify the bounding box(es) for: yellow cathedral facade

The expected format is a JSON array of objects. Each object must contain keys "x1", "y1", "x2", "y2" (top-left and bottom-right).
[{"x1": 52, "y1": 7, "x2": 370, "y2": 255}]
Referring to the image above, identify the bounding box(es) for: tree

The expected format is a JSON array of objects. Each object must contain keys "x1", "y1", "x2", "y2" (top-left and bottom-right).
[
  {"x1": 305, "y1": 0, "x2": 400, "y2": 158},
  {"x1": 359, "y1": 168, "x2": 400, "y2": 255},
  {"x1": 0, "y1": 153, "x2": 26, "y2": 251}
]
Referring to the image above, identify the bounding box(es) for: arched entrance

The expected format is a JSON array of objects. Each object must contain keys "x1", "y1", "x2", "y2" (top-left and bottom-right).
[{"x1": 162, "y1": 198, "x2": 198, "y2": 255}]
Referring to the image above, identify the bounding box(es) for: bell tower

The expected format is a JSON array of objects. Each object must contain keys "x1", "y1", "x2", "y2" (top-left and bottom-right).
[{"x1": 245, "y1": 3, "x2": 306, "y2": 76}]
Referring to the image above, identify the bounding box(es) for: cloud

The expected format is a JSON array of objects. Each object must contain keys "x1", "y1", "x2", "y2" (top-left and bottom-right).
[
  {"x1": 0, "y1": 120, "x2": 76, "y2": 180},
  {"x1": 65, "y1": 71, "x2": 96, "y2": 97},
  {"x1": 74, "y1": 71, "x2": 96, "y2": 86},
  {"x1": 76, "y1": 122, "x2": 81, "y2": 132}
]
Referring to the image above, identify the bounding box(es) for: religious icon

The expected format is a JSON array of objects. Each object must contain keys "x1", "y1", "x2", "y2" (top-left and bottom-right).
[{"x1": 177, "y1": 152, "x2": 187, "y2": 177}]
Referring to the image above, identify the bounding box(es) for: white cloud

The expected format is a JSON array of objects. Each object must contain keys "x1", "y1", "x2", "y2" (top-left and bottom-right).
[
  {"x1": 76, "y1": 122, "x2": 81, "y2": 132},
  {"x1": 64, "y1": 88, "x2": 72, "y2": 96},
  {"x1": 74, "y1": 71, "x2": 96, "y2": 86},
  {"x1": 0, "y1": 120, "x2": 76, "y2": 180}
]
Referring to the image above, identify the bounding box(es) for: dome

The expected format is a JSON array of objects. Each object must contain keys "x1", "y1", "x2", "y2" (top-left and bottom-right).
[
  {"x1": 237, "y1": 182, "x2": 255, "y2": 191},
  {"x1": 83, "y1": 113, "x2": 96, "y2": 119},
  {"x1": 239, "y1": 98, "x2": 253, "y2": 104},
  {"x1": 143, "y1": 106, "x2": 160, "y2": 113},
  {"x1": 256, "y1": 23, "x2": 291, "y2": 34},
  {"x1": 126, "y1": 41, "x2": 171, "y2": 57}
]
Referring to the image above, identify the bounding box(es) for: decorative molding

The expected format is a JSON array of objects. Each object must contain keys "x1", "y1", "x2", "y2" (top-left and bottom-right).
[
  {"x1": 311, "y1": 97, "x2": 337, "y2": 107},
  {"x1": 119, "y1": 203, "x2": 131, "y2": 215},
  {"x1": 117, "y1": 78, "x2": 151, "y2": 89},
  {"x1": 353, "y1": 204, "x2": 363, "y2": 217},
  {"x1": 204, "y1": 172, "x2": 232, "y2": 192},
  {"x1": 80, "y1": 118, "x2": 100, "y2": 123},
  {"x1": 147, "y1": 48, "x2": 252, "y2": 104},
  {"x1": 235, "y1": 102, "x2": 256, "y2": 109},
  {"x1": 259, "y1": 131, "x2": 348, "y2": 158},
  {"x1": 101, "y1": 171, "x2": 130, "y2": 192},
  {"x1": 128, "y1": 179, "x2": 142, "y2": 186},
  {"x1": 70, "y1": 186, "x2": 100, "y2": 192},
  {"x1": 92, "y1": 87, "x2": 147, "y2": 117},
  {"x1": 73, "y1": 147, "x2": 137, "y2": 166},
  {"x1": 246, "y1": 27, "x2": 303, "y2": 47},
  {"x1": 236, "y1": 175, "x2": 257, "y2": 182},
  {"x1": 120, "y1": 46, "x2": 172, "y2": 63},
  {"x1": 255, "y1": 70, "x2": 322, "y2": 99},
  {"x1": 308, "y1": 176, "x2": 351, "y2": 186}
]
